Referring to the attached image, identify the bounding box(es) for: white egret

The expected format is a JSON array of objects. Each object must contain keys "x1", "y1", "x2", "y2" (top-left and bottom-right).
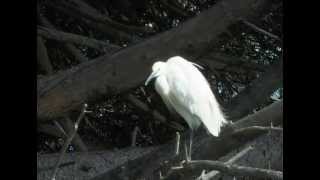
[{"x1": 145, "y1": 56, "x2": 227, "y2": 160}]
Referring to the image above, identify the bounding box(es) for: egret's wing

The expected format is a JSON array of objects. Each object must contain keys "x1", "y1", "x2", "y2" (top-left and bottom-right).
[
  {"x1": 154, "y1": 75, "x2": 179, "y2": 117},
  {"x1": 165, "y1": 57, "x2": 226, "y2": 136}
]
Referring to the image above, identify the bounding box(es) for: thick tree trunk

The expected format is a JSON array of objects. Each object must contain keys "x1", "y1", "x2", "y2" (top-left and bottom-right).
[{"x1": 38, "y1": 0, "x2": 273, "y2": 121}]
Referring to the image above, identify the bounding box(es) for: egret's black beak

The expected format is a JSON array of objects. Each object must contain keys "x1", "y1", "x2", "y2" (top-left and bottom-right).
[{"x1": 145, "y1": 71, "x2": 160, "y2": 86}]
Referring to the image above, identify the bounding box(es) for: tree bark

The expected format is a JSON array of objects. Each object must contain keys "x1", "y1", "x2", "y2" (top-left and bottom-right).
[{"x1": 38, "y1": 0, "x2": 273, "y2": 121}]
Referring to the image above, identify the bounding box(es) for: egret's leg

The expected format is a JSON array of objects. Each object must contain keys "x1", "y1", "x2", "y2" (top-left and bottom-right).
[{"x1": 189, "y1": 130, "x2": 193, "y2": 161}]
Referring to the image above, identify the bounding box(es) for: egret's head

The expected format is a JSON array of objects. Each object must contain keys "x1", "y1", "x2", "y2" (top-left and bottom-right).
[{"x1": 145, "y1": 61, "x2": 166, "y2": 86}]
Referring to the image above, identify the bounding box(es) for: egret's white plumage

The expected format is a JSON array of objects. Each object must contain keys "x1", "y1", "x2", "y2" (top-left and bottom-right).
[{"x1": 145, "y1": 56, "x2": 227, "y2": 137}]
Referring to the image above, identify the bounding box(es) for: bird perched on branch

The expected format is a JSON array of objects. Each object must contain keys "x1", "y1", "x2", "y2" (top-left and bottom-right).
[{"x1": 145, "y1": 56, "x2": 228, "y2": 160}]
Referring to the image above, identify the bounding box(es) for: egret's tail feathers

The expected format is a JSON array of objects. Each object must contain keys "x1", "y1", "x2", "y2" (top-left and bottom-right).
[
  {"x1": 193, "y1": 101, "x2": 227, "y2": 137},
  {"x1": 205, "y1": 117, "x2": 225, "y2": 137}
]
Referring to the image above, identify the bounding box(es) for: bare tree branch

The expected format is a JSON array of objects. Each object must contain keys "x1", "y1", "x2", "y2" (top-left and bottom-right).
[
  {"x1": 38, "y1": 123, "x2": 66, "y2": 138},
  {"x1": 159, "y1": 0, "x2": 189, "y2": 17},
  {"x1": 184, "y1": 160, "x2": 282, "y2": 180},
  {"x1": 201, "y1": 52, "x2": 267, "y2": 71},
  {"x1": 38, "y1": 26, "x2": 121, "y2": 53},
  {"x1": 50, "y1": 104, "x2": 88, "y2": 180},
  {"x1": 37, "y1": 36, "x2": 53, "y2": 75},
  {"x1": 198, "y1": 145, "x2": 254, "y2": 179},
  {"x1": 58, "y1": 117, "x2": 88, "y2": 152},
  {"x1": 39, "y1": 15, "x2": 89, "y2": 63},
  {"x1": 64, "y1": 0, "x2": 152, "y2": 34},
  {"x1": 241, "y1": 19, "x2": 281, "y2": 41},
  {"x1": 45, "y1": 1, "x2": 134, "y2": 42},
  {"x1": 131, "y1": 126, "x2": 140, "y2": 147},
  {"x1": 233, "y1": 126, "x2": 282, "y2": 135},
  {"x1": 226, "y1": 59, "x2": 283, "y2": 120}
]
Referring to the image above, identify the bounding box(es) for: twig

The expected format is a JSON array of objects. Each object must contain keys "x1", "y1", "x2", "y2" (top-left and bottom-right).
[
  {"x1": 53, "y1": 120, "x2": 68, "y2": 137},
  {"x1": 50, "y1": 104, "x2": 88, "y2": 180},
  {"x1": 225, "y1": 146, "x2": 254, "y2": 165},
  {"x1": 60, "y1": 117, "x2": 88, "y2": 151},
  {"x1": 38, "y1": 123, "x2": 66, "y2": 138},
  {"x1": 240, "y1": 19, "x2": 281, "y2": 41},
  {"x1": 84, "y1": 116, "x2": 96, "y2": 131},
  {"x1": 185, "y1": 159, "x2": 283, "y2": 180},
  {"x1": 198, "y1": 145, "x2": 254, "y2": 180},
  {"x1": 131, "y1": 126, "x2": 140, "y2": 147},
  {"x1": 233, "y1": 126, "x2": 283, "y2": 135}
]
